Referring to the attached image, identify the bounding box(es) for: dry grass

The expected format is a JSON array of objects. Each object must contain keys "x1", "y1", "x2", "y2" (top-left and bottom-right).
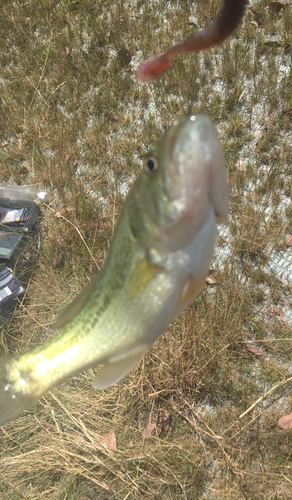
[{"x1": 1, "y1": 0, "x2": 292, "y2": 498}]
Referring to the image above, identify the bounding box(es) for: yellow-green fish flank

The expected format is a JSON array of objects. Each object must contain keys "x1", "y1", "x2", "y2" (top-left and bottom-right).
[{"x1": 0, "y1": 113, "x2": 228, "y2": 426}]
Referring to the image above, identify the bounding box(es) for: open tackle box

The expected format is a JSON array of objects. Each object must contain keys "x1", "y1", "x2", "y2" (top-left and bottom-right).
[{"x1": 0, "y1": 197, "x2": 41, "y2": 325}]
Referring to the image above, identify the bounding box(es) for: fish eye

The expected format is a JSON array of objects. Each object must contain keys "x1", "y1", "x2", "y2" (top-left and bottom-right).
[{"x1": 143, "y1": 156, "x2": 159, "y2": 173}]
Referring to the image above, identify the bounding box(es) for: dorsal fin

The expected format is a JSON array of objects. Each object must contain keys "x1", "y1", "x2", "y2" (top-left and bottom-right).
[{"x1": 54, "y1": 274, "x2": 98, "y2": 329}]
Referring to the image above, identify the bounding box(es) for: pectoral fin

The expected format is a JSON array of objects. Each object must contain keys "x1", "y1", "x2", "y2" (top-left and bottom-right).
[
  {"x1": 127, "y1": 257, "x2": 162, "y2": 298},
  {"x1": 54, "y1": 274, "x2": 98, "y2": 329},
  {"x1": 92, "y1": 345, "x2": 150, "y2": 389},
  {"x1": 179, "y1": 274, "x2": 207, "y2": 309}
]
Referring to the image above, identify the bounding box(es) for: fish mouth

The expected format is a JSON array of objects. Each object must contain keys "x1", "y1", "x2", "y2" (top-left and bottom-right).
[
  {"x1": 163, "y1": 116, "x2": 188, "y2": 198},
  {"x1": 164, "y1": 112, "x2": 224, "y2": 206},
  {"x1": 163, "y1": 113, "x2": 210, "y2": 198},
  {"x1": 160, "y1": 112, "x2": 227, "y2": 250},
  {"x1": 167, "y1": 117, "x2": 186, "y2": 163}
]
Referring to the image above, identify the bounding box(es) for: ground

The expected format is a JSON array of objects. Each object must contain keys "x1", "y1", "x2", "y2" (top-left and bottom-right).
[{"x1": 0, "y1": 0, "x2": 292, "y2": 498}]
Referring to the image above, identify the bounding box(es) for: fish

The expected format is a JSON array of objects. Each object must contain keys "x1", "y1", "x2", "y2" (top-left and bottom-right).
[
  {"x1": 0, "y1": 113, "x2": 228, "y2": 427},
  {"x1": 137, "y1": 0, "x2": 248, "y2": 83}
]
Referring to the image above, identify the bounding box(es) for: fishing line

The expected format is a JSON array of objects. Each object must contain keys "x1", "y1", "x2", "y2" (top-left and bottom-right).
[{"x1": 187, "y1": 57, "x2": 211, "y2": 116}]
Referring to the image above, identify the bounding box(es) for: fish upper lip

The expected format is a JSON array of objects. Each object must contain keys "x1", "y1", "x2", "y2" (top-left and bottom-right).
[
  {"x1": 164, "y1": 117, "x2": 189, "y2": 199},
  {"x1": 167, "y1": 118, "x2": 186, "y2": 161}
]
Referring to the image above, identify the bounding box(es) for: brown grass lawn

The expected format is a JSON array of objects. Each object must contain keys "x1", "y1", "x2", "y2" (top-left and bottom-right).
[{"x1": 1, "y1": 0, "x2": 292, "y2": 498}]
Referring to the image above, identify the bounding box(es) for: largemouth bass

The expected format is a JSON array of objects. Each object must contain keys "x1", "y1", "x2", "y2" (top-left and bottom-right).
[{"x1": 0, "y1": 113, "x2": 228, "y2": 427}]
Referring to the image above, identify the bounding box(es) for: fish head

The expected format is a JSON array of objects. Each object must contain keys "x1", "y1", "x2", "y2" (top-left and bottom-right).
[{"x1": 129, "y1": 113, "x2": 228, "y2": 252}]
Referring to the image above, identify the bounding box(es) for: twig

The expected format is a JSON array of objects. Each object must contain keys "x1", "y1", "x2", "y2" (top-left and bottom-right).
[
  {"x1": 171, "y1": 401, "x2": 222, "y2": 440},
  {"x1": 231, "y1": 406, "x2": 271, "y2": 440},
  {"x1": 16, "y1": 298, "x2": 48, "y2": 329},
  {"x1": 45, "y1": 204, "x2": 100, "y2": 271},
  {"x1": 194, "y1": 344, "x2": 230, "y2": 377},
  {"x1": 240, "y1": 376, "x2": 292, "y2": 419},
  {"x1": 171, "y1": 400, "x2": 243, "y2": 475},
  {"x1": 240, "y1": 339, "x2": 292, "y2": 343}
]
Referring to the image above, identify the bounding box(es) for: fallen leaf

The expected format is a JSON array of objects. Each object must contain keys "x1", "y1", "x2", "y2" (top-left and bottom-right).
[
  {"x1": 157, "y1": 414, "x2": 171, "y2": 432},
  {"x1": 246, "y1": 344, "x2": 262, "y2": 356},
  {"x1": 270, "y1": 0, "x2": 290, "y2": 12},
  {"x1": 258, "y1": 127, "x2": 268, "y2": 140},
  {"x1": 236, "y1": 158, "x2": 244, "y2": 172},
  {"x1": 97, "y1": 469, "x2": 107, "y2": 476},
  {"x1": 206, "y1": 269, "x2": 222, "y2": 285},
  {"x1": 283, "y1": 108, "x2": 292, "y2": 118},
  {"x1": 286, "y1": 235, "x2": 292, "y2": 247},
  {"x1": 52, "y1": 252, "x2": 63, "y2": 270},
  {"x1": 1, "y1": 140, "x2": 9, "y2": 147},
  {"x1": 65, "y1": 47, "x2": 69, "y2": 55},
  {"x1": 102, "y1": 431, "x2": 117, "y2": 451},
  {"x1": 118, "y1": 48, "x2": 131, "y2": 66},
  {"x1": 278, "y1": 414, "x2": 292, "y2": 430},
  {"x1": 19, "y1": 166, "x2": 28, "y2": 175},
  {"x1": 271, "y1": 306, "x2": 285, "y2": 322},
  {"x1": 206, "y1": 275, "x2": 216, "y2": 285},
  {"x1": 16, "y1": 134, "x2": 27, "y2": 149},
  {"x1": 279, "y1": 444, "x2": 289, "y2": 454},
  {"x1": 142, "y1": 423, "x2": 157, "y2": 439}
]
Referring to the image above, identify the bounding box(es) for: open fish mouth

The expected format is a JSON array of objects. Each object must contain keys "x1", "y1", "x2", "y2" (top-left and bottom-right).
[{"x1": 159, "y1": 113, "x2": 228, "y2": 249}]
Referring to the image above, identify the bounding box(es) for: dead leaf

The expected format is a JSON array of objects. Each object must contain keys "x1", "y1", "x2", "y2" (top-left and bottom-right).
[
  {"x1": 65, "y1": 47, "x2": 69, "y2": 55},
  {"x1": 55, "y1": 208, "x2": 74, "y2": 218},
  {"x1": 283, "y1": 107, "x2": 292, "y2": 118},
  {"x1": 52, "y1": 252, "x2": 63, "y2": 270},
  {"x1": 206, "y1": 275, "x2": 216, "y2": 285},
  {"x1": 270, "y1": 0, "x2": 290, "y2": 12},
  {"x1": 286, "y1": 235, "x2": 292, "y2": 247},
  {"x1": 157, "y1": 414, "x2": 171, "y2": 433},
  {"x1": 16, "y1": 134, "x2": 27, "y2": 149},
  {"x1": 102, "y1": 431, "x2": 117, "y2": 451},
  {"x1": 258, "y1": 127, "x2": 268, "y2": 140},
  {"x1": 246, "y1": 344, "x2": 262, "y2": 356},
  {"x1": 1, "y1": 140, "x2": 9, "y2": 147},
  {"x1": 206, "y1": 269, "x2": 222, "y2": 285},
  {"x1": 19, "y1": 166, "x2": 28, "y2": 175},
  {"x1": 279, "y1": 444, "x2": 289, "y2": 454},
  {"x1": 236, "y1": 158, "x2": 244, "y2": 172},
  {"x1": 271, "y1": 306, "x2": 285, "y2": 322},
  {"x1": 97, "y1": 469, "x2": 107, "y2": 476},
  {"x1": 118, "y1": 48, "x2": 131, "y2": 66},
  {"x1": 142, "y1": 423, "x2": 157, "y2": 439},
  {"x1": 278, "y1": 413, "x2": 292, "y2": 430}
]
